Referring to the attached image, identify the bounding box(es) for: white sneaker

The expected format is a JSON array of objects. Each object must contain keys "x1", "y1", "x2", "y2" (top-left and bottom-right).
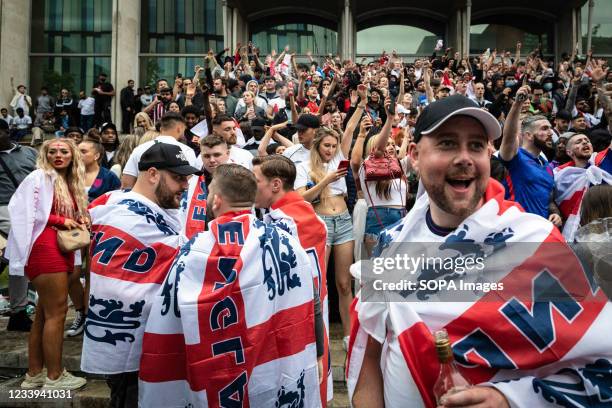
[
  {"x1": 20, "y1": 368, "x2": 47, "y2": 389},
  {"x1": 42, "y1": 369, "x2": 87, "y2": 390},
  {"x1": 65, "y1": 310, "x2": 85, "y2": 337},
  {"x1": 343, "y1": 336, "x2": 350, "y2": 352}
]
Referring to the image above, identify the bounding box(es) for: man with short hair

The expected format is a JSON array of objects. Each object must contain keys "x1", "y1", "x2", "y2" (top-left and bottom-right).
[
  {"x1": 77, "y1": 90, "x2": 96, "y2": 132},
  {"x1": 179, "y1": 134, "x2": 231, "y2": 238},
  {"x1": 9, "y1": 83, "x2": 32, "y2": 116},
  {"x1": 212, "y1": 77, "x2": 238, "y2": 116},
  {"x1": 569, "y1": 114, "x2": 588, "y2": 133},
  {"x1": 282, "y1": 114, "x2": 321, "y2": 165},
  {"x1": 499, "y1": 86, "x2": 561, "y2": 225},
  {"x1": 10, "y1": 108, "x2": 32, "y2": 141},
  {"x1": 0, "y1": 108, "x2": 12, "y2": 126},
  {"x1": 212, "y1": 115, "x2": 253, "y2": 169},
  {"x1": 470, "y1": 82, "x2": 491, "y2": 109},
  {"x1": 92, "y1": 73, "x2": 115, "y2": 127},
  {"x1": 82, "y1": 142, "x2": 200, "y2": 407},
  {"x1": 122, "y1": 112, "x2": 198, "y2": 188},
  {"x1": 552, "y1": 109, "x2": 571, "y2": 142},
  {"x1": 253, "y1": 154, "x2": 331, "y2": 403},
  {"x1": 262, "y1": 75, "x2": 279, "y2": 101},
  {"x1": 554, "y1": 133, "x2": 612, "y2": 240},
  {"x1": 35, "y1": 87, "x2": 54, "y2": 118},
  {"x1": 120, "y1": 79, "x2": 136, "y2": 134},
  {"x1": 349, "y1": 94, "x2": 610, "y2": 408},
  {"x1": 144, "y1": 86, "x2": 173, "y2": 125},
  {"x1": 0, "y1": 129, "x2": 37, "y2": 331},
  {"x1": 140, "y1": 164, "x2": 321, "y2": 408},
  {"x1": 181, "y1": 105, "x2": 202, "y2": 155}
]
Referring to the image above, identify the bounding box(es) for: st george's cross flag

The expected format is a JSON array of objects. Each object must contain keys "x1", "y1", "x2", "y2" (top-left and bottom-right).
[
  {"x1": 264, "y1": 191, "x2": 332, "y2": 403},
  {"x1": 139, "y1": 210, "x2": 322, "y2": 407},
  {"x1": 81, "y1": 191, "x2": 183, "y2": 374},
  {"x1": 347, "y1": 179, "x2": 611, "y2": 408},
  {"x1": 554, "y1": 152, "x2": 612, "y2": 242},
  {"x1": 179, "y1": 173, "x2": 209, "y2": 239}
]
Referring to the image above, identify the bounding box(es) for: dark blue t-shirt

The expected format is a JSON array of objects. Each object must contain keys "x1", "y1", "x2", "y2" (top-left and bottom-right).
[
  {"x1": 87, "y1": 166, "x2": 120, "y2": 202},
  {"x1": 501, "y1": 147, "x2": 554, "y2": 218}
]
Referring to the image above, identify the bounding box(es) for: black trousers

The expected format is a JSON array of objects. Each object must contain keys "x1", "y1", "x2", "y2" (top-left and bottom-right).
[
  {"x1": 121, "y1": 109, "x2": 133, "y2": 134},
  {"x1": 106, "y1": 371, "x2": 139, "y2": 408}
]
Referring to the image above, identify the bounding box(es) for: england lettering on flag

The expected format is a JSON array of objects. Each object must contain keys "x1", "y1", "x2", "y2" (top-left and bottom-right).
[
  {"x1": 140, "y1": 210, "x2": 321, "y2": 407},
  {"x1": 81, "y1": 191, "x2": 183, "y2": 375},
  {"x1": 347, "y1": 179, "x2": 612, "y2": 408}
]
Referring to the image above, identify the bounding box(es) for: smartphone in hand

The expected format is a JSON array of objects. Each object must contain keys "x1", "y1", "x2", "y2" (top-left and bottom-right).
[{"x1": 337, "y1": 160, "x2": 350, "y2": 171}]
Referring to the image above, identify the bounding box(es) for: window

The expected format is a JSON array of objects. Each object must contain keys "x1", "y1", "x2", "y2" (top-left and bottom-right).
[
  {"x1": 141, "y1": 0, "x2": 223, "y2": 53},
  {"x1": 30, "y1": 0, "x2": 112, "y2": 96},
  {"x1": 470, "y1": 24, "x2": 552, "y2": 55},
  {"x1": 140, "y1": 0, "x2": 224, "y2": 86},
  {"x1": 252, "y1": 24, "x2": 337, "y2": 56},
  {"x1": 357, "y1": 25, "x2": 439, "y2": 56},
  {"x1": 582, "y1": 0, "x2": 612, "y2": 55}
]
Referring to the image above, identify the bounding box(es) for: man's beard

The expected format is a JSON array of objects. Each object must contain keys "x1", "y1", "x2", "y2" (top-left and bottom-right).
[
  {"x1": 534, "y1": 137, "x2": 552, "y2": 153},
  {"x1": 155, "y1": 175, "x2": 181, "y2": 209},
  {"x1": 424, "y1": 170, "x2": 486, "y2": 222}
]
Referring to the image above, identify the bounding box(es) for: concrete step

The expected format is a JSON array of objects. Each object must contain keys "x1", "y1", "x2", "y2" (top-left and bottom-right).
[{"x1": 0, "y1": 315, "x2": 351, "y2": 407}]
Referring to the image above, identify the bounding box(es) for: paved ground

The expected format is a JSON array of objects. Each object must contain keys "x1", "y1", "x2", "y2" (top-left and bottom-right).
[{"x1": 0, "y1": 308, "x2": 350, "y2": 407}]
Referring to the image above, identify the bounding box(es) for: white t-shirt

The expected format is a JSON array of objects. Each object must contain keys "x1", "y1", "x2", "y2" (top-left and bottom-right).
[
  {"x1": 283, "y1": 144, "x2": 310, "y2": 165},
  {"x1": 229, "y1": 145, "x2": 254, "y2": 170},
  {"x1": 358, "y1": 157, "x2": 409, "y2": 207},
  {"x1": 78, "y1": 97, "x2": 95, "y2": 116},
  {"x1": 13, "y1": 115, "x2": 32, "y2": 129},
  {"x1": 294, "y1": 151, "x2": 347, "y2": 196},
  {"x1": 123, "y1": 135, "x2": 198, "y2": 177}
]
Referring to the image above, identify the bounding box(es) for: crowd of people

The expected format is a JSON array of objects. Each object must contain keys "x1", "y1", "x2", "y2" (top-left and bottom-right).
[{"x1": 1, "y1": 40, "x2": 611, "y2": 407}]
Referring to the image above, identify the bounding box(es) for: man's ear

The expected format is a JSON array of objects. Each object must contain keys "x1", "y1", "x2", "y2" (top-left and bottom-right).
[
  {"x1": 408, "y1": 142, "x2": 419, "y2": 173},
  {"x1": 272, "y1": 178, "x2": 282, "y2": 193}
]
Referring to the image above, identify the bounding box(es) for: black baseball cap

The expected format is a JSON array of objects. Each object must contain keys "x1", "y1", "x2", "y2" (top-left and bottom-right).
[
  {"x1": 295, "y1": 114, "x2": 320, "y2": 131},
  {"x1": 100, "y1": 122, "x2": 117, "y2": 133},
  {"x1": 138, "y1": 143, "x2": 202, "y2": 176},
  {"x1": 413, "y1": 94, "x2": 501, "y2": 143},
  {"x1": 65, "y1": 126, "x2": 83, "y2": 136},
  {"x1": 251, "y1": 117, "x2": 266, "y2": 130}
]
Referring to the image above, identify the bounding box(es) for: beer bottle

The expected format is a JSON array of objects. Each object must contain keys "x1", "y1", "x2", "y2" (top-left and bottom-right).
[{"x1": 432, "y1": 329, "x2": 471, "y2": 404}]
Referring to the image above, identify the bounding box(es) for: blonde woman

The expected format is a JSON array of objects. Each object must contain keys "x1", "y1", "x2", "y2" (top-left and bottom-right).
[
  {"x1": 234, "y1": 91, "x2": 265, "y2": 121},
  {"x1": 295, "y1": 119, "x2": 361, "y2": 349},
  {"x1": 133, "y1": 111, "x2": 154, "y2": 133},
  {"x1": 109, "y1": 134, "x2": 141, "y2": 178},
  {"x1": 6, "y1": 139, "x2": 88, "y2": 390}
]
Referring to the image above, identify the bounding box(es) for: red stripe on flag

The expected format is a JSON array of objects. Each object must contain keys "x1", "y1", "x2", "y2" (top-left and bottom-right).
[
  {"x1": 559, "y1": 189, "x2": 585, "y2": 219},
  {"x1": 140, "y1": 333, "x2": 187, "y2": 383}
]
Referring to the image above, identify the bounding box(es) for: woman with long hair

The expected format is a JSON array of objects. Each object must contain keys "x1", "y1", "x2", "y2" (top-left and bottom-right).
[
  {"x1": 7, "y1": 139, "x2": 88, "y2": 389},
  {"x1": 109, "y1": 134, "x2": 141, "y2": 178},
  {"x1": 133, "y1": 112, "x2": 154, "y2": 134},
  {"x1": 351, "y1": 99, "x2": 410, "y2": 256},
  {"x1": 295, "y1": 92, "x2": 363, "y2": 349},
  {"x1": 234, "y1": 91, "x2": 265, "y2": 121}
]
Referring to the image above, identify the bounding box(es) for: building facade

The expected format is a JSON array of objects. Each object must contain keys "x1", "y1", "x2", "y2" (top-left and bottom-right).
[{"x1": 1, "y1": 0, "x2": 610, "y2": 125}]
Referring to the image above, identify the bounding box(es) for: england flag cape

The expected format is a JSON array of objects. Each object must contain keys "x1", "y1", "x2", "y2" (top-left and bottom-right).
[
  {"x1": 139, "y1": 210, "x2": 321, "y2": 408},
  {"x1": 179, "y1": 173, "x2": 208, "y2": 239},
  {"x1": 346, "y1": 179, "x2": 611, "y2": 408},
  {"x1": 81, "y1": 191, "x2": 183, "y2": 374},
  {"x1": 263, "y1": 191, "x2": 332, "y2": 404},
  {"x1": 554, "y1": 151, "x2": 612, "y2": 242}
]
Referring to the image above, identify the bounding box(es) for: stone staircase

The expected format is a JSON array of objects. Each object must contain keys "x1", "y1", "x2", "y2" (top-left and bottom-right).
[{"x1": 0, "y1": 309, "x2": 350, "y2": 407}]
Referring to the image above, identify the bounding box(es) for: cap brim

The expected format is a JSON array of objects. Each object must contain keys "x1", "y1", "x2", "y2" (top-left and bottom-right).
[
  {"x1": 166, "y1": 165, "x2": 203, "y2": 176},
  {"x1": 420, "y1": 107, "x2": 502, "y2": 140}
]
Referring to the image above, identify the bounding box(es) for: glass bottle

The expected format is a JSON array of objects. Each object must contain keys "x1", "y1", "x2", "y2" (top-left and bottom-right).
[{"x1": 432, "y1": 329, "x2": 472, "y2": 404}]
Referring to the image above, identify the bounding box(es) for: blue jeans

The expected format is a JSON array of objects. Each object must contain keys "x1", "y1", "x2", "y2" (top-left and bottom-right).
[
  {"x1": 319, "y1": 211, "x2": 354, "y2": 246},
  {"x1": 364, "y1": 207, "x2": 406, "y2": 240}
]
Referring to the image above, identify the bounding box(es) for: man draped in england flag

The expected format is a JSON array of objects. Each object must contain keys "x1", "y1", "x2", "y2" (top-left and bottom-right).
[
  {"x1": 179, "y1": 135, "x2": 232, "y2": 239},
  {"x1": 253, "y1": 154, "x2": 332, "y2": 405},
  {"x1": 140, "y1": 164, "x2": 323, "y2": 407},
  {"x1": 82, "y1": 143, "x2": 201, "y2": 406},
  {"x1": 554, "y1": 133, "x2": 612, "y2": 242},
  {"x1": 348, "y1": 94, "x2": 611, "y2": 408}
]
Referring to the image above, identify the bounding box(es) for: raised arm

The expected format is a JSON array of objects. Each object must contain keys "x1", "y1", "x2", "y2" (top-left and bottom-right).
[
  {"x1": 257, "y1": 121, "x2": 288, "y2": 156},
  {"x1": 371, "y1": 96, "x2": 393, "y2": 153},
  {"x1": 341, "y1": 84, "x2": 367, "y2": 157},
  {"x1": 513, "y1": 42, "x2": 522, "y2": 68},
  {"x1": 350, "y1": 115, "x2": 372, "y2": 173},
  {"x1": 499, "y1": 85, "x2": 530, "y2": 161}
]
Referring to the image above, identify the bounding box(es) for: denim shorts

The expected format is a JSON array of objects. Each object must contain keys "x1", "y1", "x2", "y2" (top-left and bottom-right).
[
  {"x1": 364, "y1": 207, "x2": 407, "y2": 240},
  {"x1": 319, "y1": 211, "x2": 354, "y2": 246}
]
